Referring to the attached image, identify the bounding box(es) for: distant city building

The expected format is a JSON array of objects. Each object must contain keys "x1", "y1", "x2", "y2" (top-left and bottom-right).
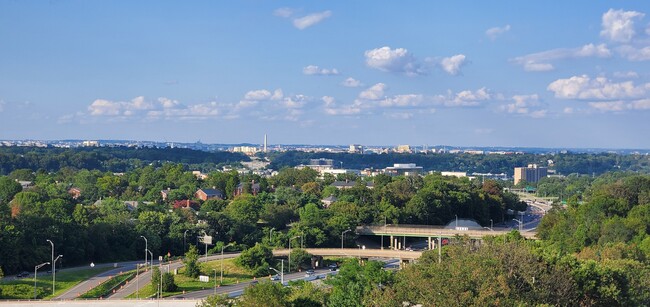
[
  {"x1": 440, "y1": 171, "x2": 467, "y2": 178},
  {"x1": 349, "y1": 144, "x2": 363, "y2": 154},
  {"x1": 321, "y1": 195, "x2": 337, "y2": 207},
  {"x1": 319, "y1": 168, "x2": 361, "y2": 177},
  {"x1": 232, "y1": 146, "x2": 258, "y2": 155},
  {"x1": 309, "y1": 158, "x2": 334, "y2": 166},
  {"x1": 82, "y1": 140, "x2": 99, "y2": 147},
  {"x1": 395, "y1": 145, "x2": 412, "y2": 153},
  {"x1": 192, "y1": 171, "x2": 208, "y2": 180},
  {"x1": 384, "y1": 163, "x2": 423, "y2": 176},
  {"x1": 331, "y1": 180, "x2": 374, "y2": 189},
  {"x1": 514, "y1": 164, "x2": 548, "y2": 185},
  {"x1": 234, "y1": 181, "x2": 261, "y2": 196}
]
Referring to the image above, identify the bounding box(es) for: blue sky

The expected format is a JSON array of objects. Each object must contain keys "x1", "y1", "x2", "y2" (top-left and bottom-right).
[{"x1": 2, "y1": 1, "x2": 650, "y2": 148}]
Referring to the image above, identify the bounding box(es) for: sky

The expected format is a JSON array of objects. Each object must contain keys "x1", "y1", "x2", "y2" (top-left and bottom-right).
[{"x1": 2, "y1": 1, "x2": 650, "y2": 148}]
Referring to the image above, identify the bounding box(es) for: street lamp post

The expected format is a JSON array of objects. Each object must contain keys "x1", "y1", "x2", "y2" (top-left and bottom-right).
[
  {"x1": 490, "y1": 219, "x2": 493, "y2": 230},
  {"x1": 146, "y1": 249, "x2": 153, "y2": 272},
  {"x1": 269, "y1": 228, "x2": 275, "y2": 243},
  {"x1": 513, "y1": 218, "x2": 523, "y2": 231},
  {"x1": 455, "y1": 215, "x2": 458, "y2": 229},
  {"x1": 183, "y1": 230, "x2": 189, "y2": 254},
  {"x1": 212, "y1": 269, "x2": 217, "y2": 295},
  {"x1": 301, "y1": 232, "x2": 304, "y2": 249},
  {"x1": 34, "y1": 262, "x2": 50, "y2": 299},
  {"x1": 269, "y1": 260, "x2": 284, "y2": 284},
  {"x1": 341, "y1": 229, "x2": 351, "y2": 249},
  {"x1": 140, "y1": 236, "x2": 148, "y2": 269},
  {"x1": 46, "y1": 239, "x2": 54, "y2": 295}
]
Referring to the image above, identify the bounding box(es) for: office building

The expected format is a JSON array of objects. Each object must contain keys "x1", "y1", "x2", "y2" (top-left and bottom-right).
[{"x1": 514, "y1": 164, "x2": 548, "y2": 185}]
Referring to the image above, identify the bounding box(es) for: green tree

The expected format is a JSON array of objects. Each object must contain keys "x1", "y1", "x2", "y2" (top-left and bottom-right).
[
  {"x1": 196, "y1": 294, "x2": 234, "y2": 307},
  {"x1": 239, "y1": 281, "x2": 289, "y2": 307},
  {"x1": 235, "y1": 243, "x2": 273, "y2": 276},
  {"x1": 184, "y1": 245, "x2": 201, "y2": 278}
]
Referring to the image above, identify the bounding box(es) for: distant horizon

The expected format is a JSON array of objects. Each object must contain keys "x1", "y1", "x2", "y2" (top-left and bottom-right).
[{"x1": 3, "y1": 138, "x2": 650, "y2": 152}]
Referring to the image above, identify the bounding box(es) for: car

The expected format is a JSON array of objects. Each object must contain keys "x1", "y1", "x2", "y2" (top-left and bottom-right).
[
  {"x1": 16, "y1": 271, "x2": 29, "y2": 278},
  {"x1": 304, "y1": 269, "x2": 315, "y2": 277},
  {"x1": 250, "y1": 279, "x2": 259, "y2": 285},
  {"x1": 328, "y1": 264, "x2": 338, "y2": 271},
  {"x1": 270, "y1": 274, "x2": 281, "y2": 281}
]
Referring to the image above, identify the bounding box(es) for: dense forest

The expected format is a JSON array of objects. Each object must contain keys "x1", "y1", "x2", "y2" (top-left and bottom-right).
[
  {"x1": 269, "y1": 151, "x2": 650, "y2": 176},
  {"x1": 0, "y1": 146, "x2": 249, "y2": 174}
]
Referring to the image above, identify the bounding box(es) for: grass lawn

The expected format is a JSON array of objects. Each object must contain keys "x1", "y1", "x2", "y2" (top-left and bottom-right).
[
  {"x1": 127, "y1": 258, "x2": 257, "y2": 298},
  {"x1": 0, "y1": 267, "x2": 113, "y2": 299}
]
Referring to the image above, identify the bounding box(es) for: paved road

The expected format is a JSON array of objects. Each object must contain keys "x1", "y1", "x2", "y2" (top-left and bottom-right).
[
  {"x1": 56, "y1": 261, "x2": 141, "y2": 300},
  {"x1": 168, "y1": 267, "x2": 337, "y2": 300},
  {"x1": 273, "y1": 248, "x2": 423, "y2": 259},
  {"x1": 108, "y1": 253, "x2": 240, "y2": 300}
]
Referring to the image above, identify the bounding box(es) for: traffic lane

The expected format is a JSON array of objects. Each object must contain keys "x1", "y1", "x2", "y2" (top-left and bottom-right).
[
  {"x1": 56, "y1": 261, "x2": 142, "y2": 300},
  {"x1": 169, "y1": 268, "x2": 336, "y2": 300}
]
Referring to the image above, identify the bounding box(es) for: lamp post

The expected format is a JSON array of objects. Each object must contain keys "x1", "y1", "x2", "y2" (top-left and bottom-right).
[
  {"x1": 341, "y1": 229, "x2": 351, "y2": 249},
  {"x1": 269, "y1": 260, "x2": 284, "y2": 284},
  {"x1": 301, "y1": 232, "x2": 304, "y2": 249},
  {"x1": 455, "y1": 215, "x2": 458, "y2": 229},
  {"x1": 34, "y1": 262, "x2": 50, "y2": 299},
  {"x1": 146, "y1": 249, "x2": 153, "y2": 272},
  {"x1": 183, "y1": 230, "x2": 189, "y2": 254},
  {"x1": 140, "y1": 236, "x2": 148, "y2": 269},
  {"x1": 46, "y1": 239, "x2": 54, "y2": 295},
  {"x1": 269, "y1": 228, "x2": 275, "y2": 243},
  {"x1": 288, "y1": 236, "x2": 300, "y2": 273},
  {"x1": 490, "y1": 219, "x2": 493, "y2": 230},
  {"x1": 381, "y1": 216, "x2": 387, "y2": 250},
  {"x1": 513, "y1": 218, "x2": 523, "y2": 232}
]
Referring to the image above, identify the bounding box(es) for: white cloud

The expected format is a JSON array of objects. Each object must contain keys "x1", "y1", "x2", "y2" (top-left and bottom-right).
[
  {"x1": 547, "y1": 75, "x2": 647, "y2": 100},
  {"x1": 244, "y1": 89, "x2": 273, "y2": 101},
  {"x1": 281, "y1": 95, "x2": 308, "y2": 109},
  {"x1": 324, "y1": 105, "x2": 362, "y2": 116},
  {"x1": 601, "y1": 9, "x2": 645, "y2": 43},
  {"x1": 499, "y1": 94, "x2": 547, "y2": 118},
  {"x1": 303, "y1": 65, "x2": 339, "y2": 75},
  {"x1": 512, "y1": 43, "x2": 611, "y2": 71},
  {"x1": 87, "y1": 96, "x2": 225, "y2": 121},
  {"x1": 436, "y1": 87, "x2": 493, "y2": 107},
  {"x1": 440, "y1": 54, "x2": 467, "y2": 75},
  {"x1": 379, "y1": 94, "x2": 424, "y2": 107},
  {"x1": 617, "y1": 45, "x2": 650, "y2": 61},
  {"x1": 613, "y1": 71, "x2": 639, "y2": 78},
  {"x1": 341, "y1": 77, "x2": 362, "y2": 88},
  {"x1": 384, "y1": 112, "x2": 413, "y2": 119},
  {"x1": 273, "y1": 7, "x2": 295, "y2": 18},
  {"x1": 292, "y1": 11, "x2": 332, "y2": 30},
  {"x1": 88, "y1": 99, "x2": 123, "y2": 116},
  {"x1": 364, "y1": 46, "x2": 424, "y2": 76},
  {"x1": 359, "y1": 83, "x2": 387, "y2": 100},
  {"x1": 271, "y1": 89, "x2": 284, "y2": 100},
  {"x1": 589, "y1": 101, "x2": 627, "y2": 112},
  {"x1": 322, "y1": 96, "x2": 336, "y2": 107},
  {"x1": 485, "y1": 24, "x2": 511, "y2": 40}
]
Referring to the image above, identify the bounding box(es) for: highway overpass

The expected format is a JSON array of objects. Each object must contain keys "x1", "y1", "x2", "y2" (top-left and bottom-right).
[{"x1": 272, "y1": 248, "x2": 422, "y2": 260}]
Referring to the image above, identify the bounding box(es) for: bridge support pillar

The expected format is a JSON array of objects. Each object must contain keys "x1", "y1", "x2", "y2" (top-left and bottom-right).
[
  {"x1": 428, "y1": 237, "x2": 433, "y2": 250},
  {"x1": 390, "y1": 236, "x2": 394, "y2": 250}
]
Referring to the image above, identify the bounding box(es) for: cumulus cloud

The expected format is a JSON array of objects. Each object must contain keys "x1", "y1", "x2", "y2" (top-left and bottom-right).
[
  {"x1": 617, "y1": 45, "x2": 650, "y2": 61},
  {"x1": 512, "y1": 43, "x2": 611, "y2": 71},
  {"x1": 324, "y1": 105, "x2": 362, "y2": 116},
  {"x1": 435, "y1": 87, "x2": 493, "y2": 107},
  {"x1": 87, "y1": 96, "x2": 225, "y2": 120},
  {"x1": 547, "y1": 75, "x2": 648, "y2": 100},
  {"x1": 379, "y1": 94, "x2": 424, "y2": 107},
  {"x1": 365, "y1": 46, "x2": 425, "y2": 76},
  {"x1": 292, "y1": 10, "x2": 332, "y2": 30},
  {"x1": 498, "y1": 94, "x2": 547, "y2": 118},
  {"x1": 303, "y1": 65, "x2": 339, "y2": 75},
  {"x1": 359, "y1": 83, "x2": 387, "y2": 100},
  {"x1": 601, "y1": 9, "x2": 645, "y2": 43},
  {"x1": 341, "y1": 77, "x2": 362, "y2": 88},
  {"x1": 244, "y1": 89, "x2": 273, "y2": 101},
  {"x1": 440, "y1": 54, "x2": 467, "y2": 75},
  {"x1": 613, "y1": 71, "x2": 640, "y2": 78},
  {"x1": 485, "y1": 24, "x2": 511, "y2": 40}
]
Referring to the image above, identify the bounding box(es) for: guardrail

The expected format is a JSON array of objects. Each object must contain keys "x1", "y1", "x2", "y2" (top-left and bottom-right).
[{"x1": 356, "y1": 225, "x2": 537, "y2": 239}]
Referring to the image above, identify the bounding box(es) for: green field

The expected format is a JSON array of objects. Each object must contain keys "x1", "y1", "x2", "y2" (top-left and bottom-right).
[
  {"x1": 128, "y1": 258, "x2": 257, "y2": 298},
  {"x1": 0, "y1": 266, "x2": 113, "y2": 299}
]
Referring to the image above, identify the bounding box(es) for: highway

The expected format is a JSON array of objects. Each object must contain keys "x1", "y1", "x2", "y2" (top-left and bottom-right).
[{"x1": 273, "y1": 248, "x2": 422, "y2": 260}]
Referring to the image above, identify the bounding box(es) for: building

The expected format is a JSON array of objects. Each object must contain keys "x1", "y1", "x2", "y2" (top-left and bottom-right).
[
  {"x1": 440, "y1": 171, "x2": 467, "y2": 178},
  {"x1": 395, "y1": 145, "x2": 412, "y2": 153},
  {"x1": 514, "y1": 164, "x2": 548, "y2": 185},
  {"x1": 161, "y1": 188, "x2": 173, "y2": 201},
  {"x1": 349, "y1": 144, "x2": 363, "y2": 154},
  {"x1": 195, "y1": 188, "x2": 224, "y2": 201},
  {"x1": 384, "y1": 163, "x2": 423, "y2": 176},
  {"x1": 68, "y1": 187, "x2": 82, "y2": 199},
  {"x1": 234, "y1": 181, "x2": 261, "y2": 196},
  {"x1": 331, "y1": 180, "x2": 374, "y2": 189},
  {"x1": 232, "y1": 146, "x2": 258, "y2": 155},
  {"x1": 321, "y1": 195, "x2": 337, "y2": 208},
  {"x1": 303, "y1": 158, "x2": 337, "y2": 171}
]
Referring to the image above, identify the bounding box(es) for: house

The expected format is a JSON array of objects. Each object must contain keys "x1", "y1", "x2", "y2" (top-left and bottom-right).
[
  {"x1": 234, "y1": 181, "x2": 261, "y2": 196},
  {"x1": 195, "y1": 188, "x2": 224, "y2": 201},
  {"x1": 321, "y1": 195, "x2": 337, "y2": 208},
  {"x1": 68, "y1": 187, "x2": 82, "y2": 199},
  {"x1": 124, "y1": 201, "x2": 139, "y2": 211},
  {"x1": 173, "y1": 200, "x2": 200, "y2": 210},
  {"x1": 17, "y1": 180, "x2": 34, "y2": 190},
  {"x1": 331, "y1": 180, "x2": 374, "y2": 190}
]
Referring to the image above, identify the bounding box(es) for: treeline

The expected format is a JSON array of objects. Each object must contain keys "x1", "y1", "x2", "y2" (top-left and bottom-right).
[
  {"x1": 268, "y1": 151, "x2": 650, "y2": 176},
  {"x1": 0, "y1": 164, "x2": 523, "y2": 276},
  {"x1": 0, "y1": 146, "x2": 249, "y2": 174}
]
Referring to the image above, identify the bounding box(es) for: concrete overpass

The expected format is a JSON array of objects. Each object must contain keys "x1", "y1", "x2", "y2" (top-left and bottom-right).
[
  {"x1": 356, "y1": 225, "x2": 537, "y2": 249},
  {"x1": 272, "y1": 248, "x2": 422, "y2": 260}
]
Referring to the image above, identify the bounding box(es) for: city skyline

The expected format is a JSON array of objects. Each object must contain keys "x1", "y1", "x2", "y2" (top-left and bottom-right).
[{"x1": 2, "y1": 1, "x2": 650, "y2": 148}]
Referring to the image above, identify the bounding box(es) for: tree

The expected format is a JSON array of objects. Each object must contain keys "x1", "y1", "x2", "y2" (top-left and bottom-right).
[
  {"x1": 0, "y1": 176, "x2": 21, "y2": 205},
  {"x1": 196, "y1": 294, "x2": 234, "y2": 307},
  {"x1": 161, "y1": 272, "x2": 177, "y2": 292},
  {"x1": 239, "y1": 281, "x2": 289, "y2": 307},
  {"x1": 235, "y1": 243, "x2": 273, "y2": 276},
  {"x1": 184, "y1": 245, "x2": 201, "y2": 278}
]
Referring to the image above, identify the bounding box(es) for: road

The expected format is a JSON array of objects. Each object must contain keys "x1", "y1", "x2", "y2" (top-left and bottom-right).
[
  {"x1": 57, "y1": 261, "x2": 141, "y2": 300},
  {"x1": 108, "y1": 253, "x2": 239, "y2": 300},
  {"x1": 168, "y1": 267, "x2": 338, "y2": 300}
]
